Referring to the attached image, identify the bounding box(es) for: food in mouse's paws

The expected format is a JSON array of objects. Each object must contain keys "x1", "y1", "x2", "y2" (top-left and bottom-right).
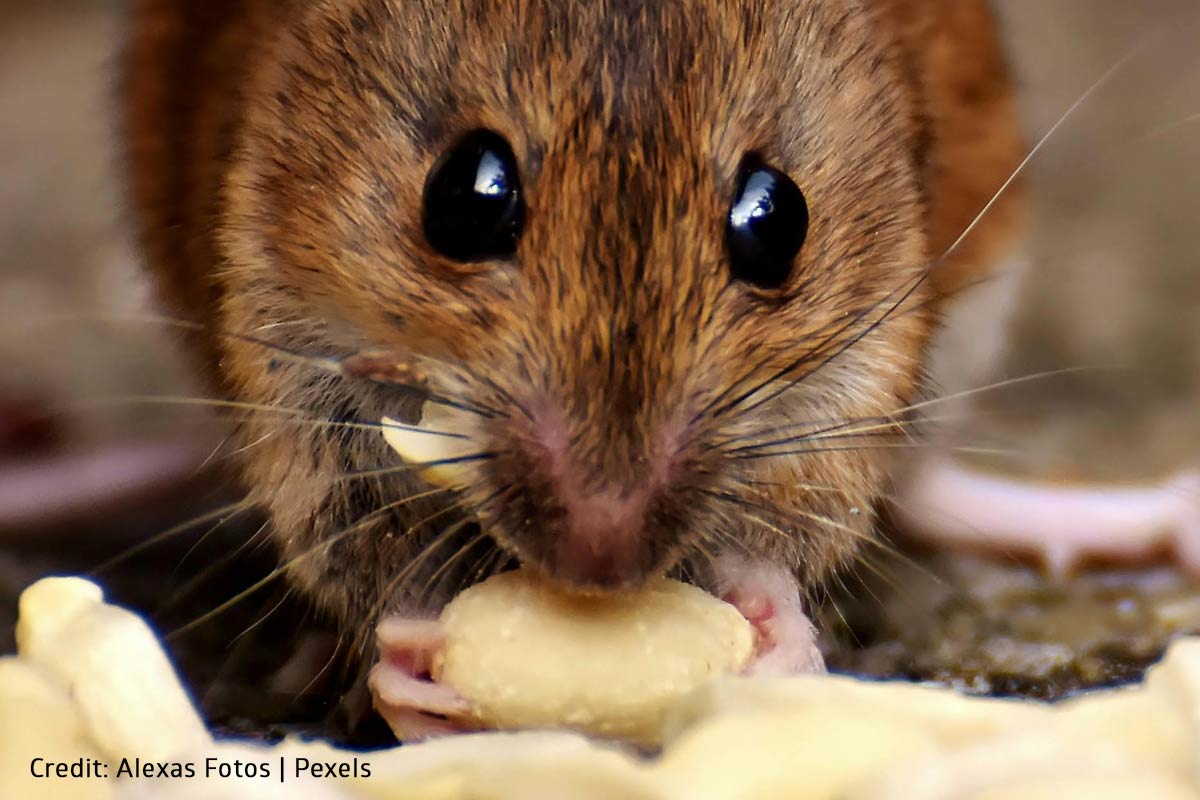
[{"x1": 375, "y1": 569, "x2": 755, "y2": 747}]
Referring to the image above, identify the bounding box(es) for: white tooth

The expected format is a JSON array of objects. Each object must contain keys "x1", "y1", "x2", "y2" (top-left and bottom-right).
[{"x1": 381, "y1": 405, "x2": 478, "y2": 489}]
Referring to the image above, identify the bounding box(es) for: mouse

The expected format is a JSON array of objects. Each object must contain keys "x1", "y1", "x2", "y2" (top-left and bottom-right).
[{"x1": 121, "y1": 0, "x2": 1026, "y2": 739}]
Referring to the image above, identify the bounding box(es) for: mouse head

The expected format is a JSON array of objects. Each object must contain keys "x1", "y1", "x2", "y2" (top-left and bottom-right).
[{"x1": 220, "y1": 0, "x2": 956, "y2": 615}]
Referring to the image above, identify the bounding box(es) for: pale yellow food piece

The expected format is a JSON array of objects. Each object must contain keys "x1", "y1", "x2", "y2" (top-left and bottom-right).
[
  {"x1": 6, "y1": 569, "x2": 1200, "y2": 800},
  {"x1": 15, "y1": 575, "x2": 104, "y2": 656},
  {"x1": 381, "y1": 403, "x2": 478, "y2": 488},
  {"x1": 0, "y1": 657, "x2": 112, "y2": 800},
  {"x1": 965, "y1": 774, "x2": 1199, "y2": 800},
  {"x1": 663, "y1": 672, "x2": 1048, "y2": 749},
  {"x1": 16, "y1": 577, "x2": 212, "y2": 763},
  {"x1": 433, "y1": 570, "x2": 755, "y2": 747},
  {"x1": 1047, "y1": 687, "x2": 1190, "y2": 778},
  {"x1": 652, "y1": 708, "x2": 941, "y2": 800},
  {"x1": 342, "y1": 732, "x2": 665, "y2": 800},
  {"x1": 1146, "y1": 635, "x2": 1200, "y2": 785},
  {"x1": 852, "y1": 733, "x2": 1194, "y2": 800}
]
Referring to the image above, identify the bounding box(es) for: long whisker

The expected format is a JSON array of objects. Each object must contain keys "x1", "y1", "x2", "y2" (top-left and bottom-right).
[
  {"x1": 165, "y1": 492, "x2": 436, "y2": 639},
  {"x1": 28, "y1": 311, "x2": 503, "y2": 416},
  {"x1": 418, "y1": 528, "x2": 493, "y2": 605},
  {"x1": 339, "y1": 451, "x2": 501, "y2": 482},
  {"x1": 699, "y1": 488, "x2": 873, "y2": 549},
  {"x1": 354, "y1": 488, "x2": 509, "y2": 660},
  {"x1": 155, "y1": 520, "x2": 272, "y2": 615},
  {"x1": 229, "y1": 587, "x2": 294, "y2": 645},
  {"x1": 89, "y1": 499, "x2": 257, "y2": 576},
  {"x1": 722, "y1": 415, "x2": 1014, "y2": 457},
  {"x1": 702, "y1": 276, "x2": 922, "y2": 425},
  {"x1": 717, "y1": 364, "x2": 1122, "y2": 454},
  {"x1": 1138, "y1": 111, "x2": 1200, "y2": 142},
  {"x1": 702, "y1": 40, "x2": 1149, "y2": 429},
  {"x1": 66, "y1": 395, "x2": 475, "y2": 440},
  {"x1": 20, "y1": 311, "x2": 349, "y2": 376},
  {"x1": 751, "y1": 277, "x2": 932, "y2": 420},
  {"x1": 735, "y1": 443, "x2": 1019, "y2": 462},
  {"x1": 939, "y1": 40, "x2": 1148, "y2": 266}
]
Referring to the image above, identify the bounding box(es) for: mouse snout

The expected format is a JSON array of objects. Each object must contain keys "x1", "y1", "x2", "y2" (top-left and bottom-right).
[
  {"x1": 548, "y1": 482, "x2": 653, "y2": 588},
  {"x1": 490, "y1": 399, "x2": 690, "y2": 591}
]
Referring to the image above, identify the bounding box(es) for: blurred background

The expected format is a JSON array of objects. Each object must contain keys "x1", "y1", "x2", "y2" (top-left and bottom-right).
[{"x1": 0, "y1": 0, "x2": 1197, "y2": 734}]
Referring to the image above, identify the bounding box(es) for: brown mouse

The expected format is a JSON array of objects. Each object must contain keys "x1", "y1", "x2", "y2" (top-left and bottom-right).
[{"x1": 122, "y1": 0, "x2": 1026, "y2": 738}]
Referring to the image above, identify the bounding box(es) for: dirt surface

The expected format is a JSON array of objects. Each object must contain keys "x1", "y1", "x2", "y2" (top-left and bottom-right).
[{"x1": 819, "y1": 552, "x2": 1200, "y2": 700}]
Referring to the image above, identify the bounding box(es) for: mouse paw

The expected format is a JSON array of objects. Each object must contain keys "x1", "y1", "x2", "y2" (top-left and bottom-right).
[
  {"x1": 715, "y1": 554, "x2": 826, "y2": 676},
  {"x1": 368, "y1": 617, "x2": 476, "y2": 742},
  {"x1": 894, "y1": 455, "x2": 1200, "y2": 577}
]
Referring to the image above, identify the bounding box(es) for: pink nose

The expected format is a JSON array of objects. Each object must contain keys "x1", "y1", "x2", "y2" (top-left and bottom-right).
[
  {"x1": 507, "y1": 398, "x2": 683, "y2": 590},
  {"x1": 549, "y1": 485, "x2": 650, "y2": 588}
]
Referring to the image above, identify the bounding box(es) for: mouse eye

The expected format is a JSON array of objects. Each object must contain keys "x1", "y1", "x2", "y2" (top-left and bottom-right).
[
  {"x1": 725, "y1": 157, "x2": 809, "y2": 289},
  {"x1": 423, "y1": 129, "x2": 525, "y2": 262}
]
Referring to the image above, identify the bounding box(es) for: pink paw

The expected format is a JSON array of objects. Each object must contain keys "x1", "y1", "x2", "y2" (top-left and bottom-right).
[
  {"x1": 894, "y1": 455, "x2": 1200, "y2": 577},
  {"x1": 368, "y1": 617, "x2": 476, "y2": 742},
  {"x1": 715, "y1": 554, "x2": 826, "y2": 676}
]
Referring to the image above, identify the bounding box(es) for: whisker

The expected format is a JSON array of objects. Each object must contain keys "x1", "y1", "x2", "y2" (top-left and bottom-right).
[
  {"x1": 744, "y1": 276, "x2": 929, "y2": 420},
  {"x1": 29, "y1": 312, "x2": 497, "y2": 415},
  {"x1": 340, "y1": 451, "x2": 501, "y2": 482},
  {"x1": 67, "y1": 395, "x2": 475, "y2": 440},
  {"x1": 223, "y1": 430, "x2": 276, "y2": 461},
  {"x1": 229, "y1": 587, "x2": 293, "y2": 645},
  {"x1": 724, "y1": 428, "x2": 912, "y2": 457},
  {"x1": 716, "y1": 364, "x2": 1120, "y2": 454},
  {"x1": 18, "y1": 311, "x2": 349, "y2": 376},
  {"x1": 297, "y1": 632, "x2": 350, "y2": 700},
  {"x1": 195, "y1": 431, "x2": 237, "y2": 471},
  {"x1": 700, "y1": 38, "x2": 1149, "y2": 430},
  {"x1": 721, "y1": 418, "x2": 1018, "y2": 458},
  {"x1": 90, "y1": 499, "x2": 257, "y2": 576},
  {"x1": 165, "y1": 492, "x2": 438, "y2": 639},
  {"x1": 156, "y1": 520, "x2": 272, "y2": 615},
  {"x1": 816, "y1": 582, "x2": 857, "y2": 645},
  {"x1": 734, "y1": 443, "x2": 1020, "y2": 461},
  {"x1": 172, "y1": 513, "x2": 249, "y2": 577},
  {"x1": 1138, "y1": 110, "x2": 1200, "y2": 142},
  {"x1": 700, "y1": 488, "x2": 873, "y2": 550},
  {"x1": 418, "y1": 528, "x2": 493, "y2": 606},
  {"x1": 938, "y1": 39, "x2": 1149, "y2": 267},
  {"x1": 701, "y1": 276, "x2": 921, "y2": 425}
]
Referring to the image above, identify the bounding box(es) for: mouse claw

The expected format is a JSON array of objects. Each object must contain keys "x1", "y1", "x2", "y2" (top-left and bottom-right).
[
  {"x1": 369, "y1": 617, "x2": 476, "y2": 742},
  {"x1": 716, "y1": 554, "x2": 826, "y2": 676}
]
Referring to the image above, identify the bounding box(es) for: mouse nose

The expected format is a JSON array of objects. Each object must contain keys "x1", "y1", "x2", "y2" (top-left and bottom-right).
[
  {"x1": 548, "y1": 484, "x2": 651, "y2": 589},
  {"x1": 500, "y1": 399, "x2": 680, "y2": 590}
]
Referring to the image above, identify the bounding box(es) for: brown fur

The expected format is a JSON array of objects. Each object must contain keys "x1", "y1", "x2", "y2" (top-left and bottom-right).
[{"x1": 123, "y1": 0, "x2": 1025, "y2": 625}]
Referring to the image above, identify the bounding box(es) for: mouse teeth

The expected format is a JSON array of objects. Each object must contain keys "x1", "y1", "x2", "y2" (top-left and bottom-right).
[{"x1": 381, "y1": 406, "x2": 479, "y2": 489}]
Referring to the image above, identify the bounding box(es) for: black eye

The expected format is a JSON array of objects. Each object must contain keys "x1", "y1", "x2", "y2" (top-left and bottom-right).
[
  {"x1": 725, "y1": 157, "x2": 809, "y2": 289},
  {"x1": 423, "y1": 129, "x2": 525, "y2": 262}
]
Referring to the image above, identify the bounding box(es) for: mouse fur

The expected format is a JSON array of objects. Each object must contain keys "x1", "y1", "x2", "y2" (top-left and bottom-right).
[{"x1": 122, "y1": 0, "x2": 1026, "y2": 631}]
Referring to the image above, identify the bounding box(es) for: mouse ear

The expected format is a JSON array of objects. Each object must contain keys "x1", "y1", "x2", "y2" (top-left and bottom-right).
[{"x1": 877, "y1": 0, "x2": 1029, "y2": 310}]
